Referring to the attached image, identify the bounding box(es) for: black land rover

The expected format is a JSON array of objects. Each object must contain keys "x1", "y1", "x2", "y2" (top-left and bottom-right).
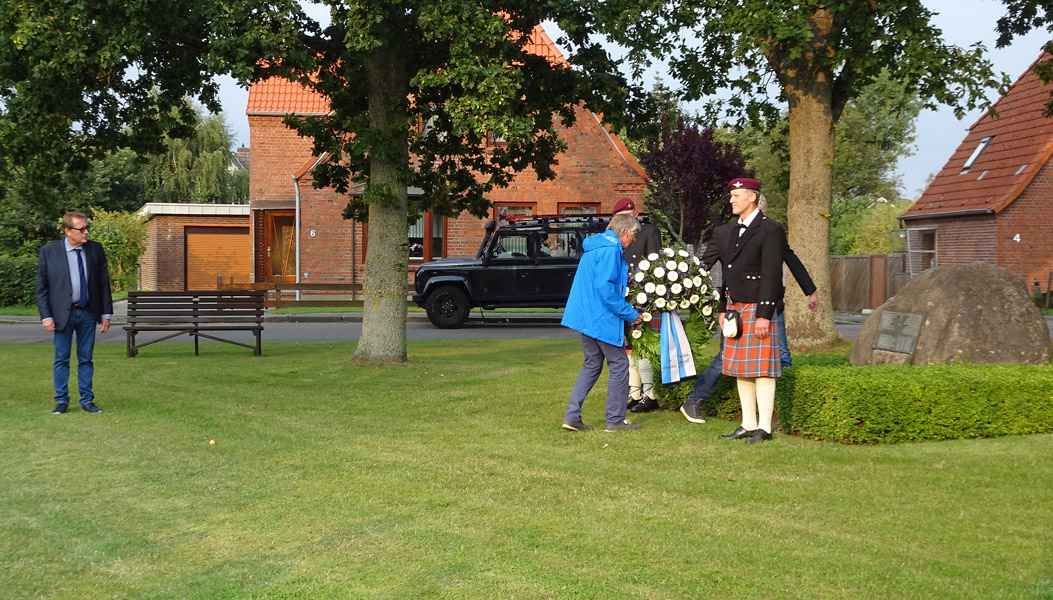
[{"x1": 412, "y1": 214, "x2": 616, "y2": 328}]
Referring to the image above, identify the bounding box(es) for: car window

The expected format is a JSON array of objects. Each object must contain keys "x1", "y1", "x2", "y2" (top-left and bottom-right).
[
  {"x1": 490, "y1": 233, "x2": 532, "y2": 259},
  {"x1": 539, "y1": 232, "x2": 581, "y2": 259}
]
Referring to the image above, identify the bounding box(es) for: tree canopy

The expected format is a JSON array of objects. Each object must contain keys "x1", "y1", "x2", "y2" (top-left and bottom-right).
[
  {"x1": 637, "y1": 116, "x2": 749, "y2": 251},
  {"x1": 588, "y1": 0, "x2": 1005, "y2": 346}
]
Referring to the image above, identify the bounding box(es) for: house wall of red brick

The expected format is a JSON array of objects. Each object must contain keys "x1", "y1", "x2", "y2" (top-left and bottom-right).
[
  {"x1": 905, "y1": 161, "x2": 1053, "y2": 289},
  {"x1": 997, "y1": 160, "x2": 1053, "y2": 288},
  {"x1": 140, "y1": 214, "x2": 251, "y2": 291},
  {"x1": 248, "y1": 105, "x2": 647, "y2": 284}
]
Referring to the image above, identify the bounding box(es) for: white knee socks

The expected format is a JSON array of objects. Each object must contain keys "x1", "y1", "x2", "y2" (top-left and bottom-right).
[{"x1": 737, "y1": 376, "x2": 776, "y2": 433}]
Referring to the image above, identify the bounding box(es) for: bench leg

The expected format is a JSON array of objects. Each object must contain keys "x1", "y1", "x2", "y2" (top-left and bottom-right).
[
  {"x1": 254, "y1": 330, "x2": 261, "y2": 356},
  {"x1": 194, "y1": 333, "x2": 199, "y2": 356}
]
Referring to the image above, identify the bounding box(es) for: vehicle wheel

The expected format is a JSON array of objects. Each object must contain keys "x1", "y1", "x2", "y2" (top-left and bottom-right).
[{"x1": 425, "y1": 286, "x2": 470, "y2": 328}]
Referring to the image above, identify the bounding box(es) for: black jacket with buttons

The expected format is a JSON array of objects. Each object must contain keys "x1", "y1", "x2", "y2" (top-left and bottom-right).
[{"x1": 698, "y1": 211, "x2": 786, "y2": 320}]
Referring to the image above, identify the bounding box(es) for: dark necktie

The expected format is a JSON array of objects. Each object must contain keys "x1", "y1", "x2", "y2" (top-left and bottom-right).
[
  {"x1": 736, "y1": 223, "x2": 746, "y2": 236},
  {"x1": 75, "y1": 248, "x2": 88, "y2": 306}
]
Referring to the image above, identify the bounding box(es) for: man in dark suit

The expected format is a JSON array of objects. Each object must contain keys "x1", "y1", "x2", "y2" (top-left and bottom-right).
[
  {"x1": 36, "y1": 212, "x2": 113, "y2": 414},
  {"x1": 680, "y1": 194, "x2": 819, "y2": 424},
  {"x1": 694, "y1": 178, "x2": 786, "y2": 444}
]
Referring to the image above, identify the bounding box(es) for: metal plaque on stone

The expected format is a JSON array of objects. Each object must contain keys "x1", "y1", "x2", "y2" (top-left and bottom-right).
[{"x1": 872, "y1": 310, "x2": 924, "y2": 354}]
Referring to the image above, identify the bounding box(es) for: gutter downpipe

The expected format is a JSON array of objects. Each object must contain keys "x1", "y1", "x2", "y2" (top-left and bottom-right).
[{"x1": 291, "y1": 174, "x2": 302, "y2": 301}]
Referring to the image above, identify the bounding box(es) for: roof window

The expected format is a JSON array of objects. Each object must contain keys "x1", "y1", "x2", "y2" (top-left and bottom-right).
[{"x1": 961, "y1": 137, "x2": 992, "y2": 174}]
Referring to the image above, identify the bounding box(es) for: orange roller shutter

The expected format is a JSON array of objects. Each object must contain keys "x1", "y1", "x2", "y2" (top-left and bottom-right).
[{"x1": 185, "y1": 226, "x2": 252, "y2": 290}]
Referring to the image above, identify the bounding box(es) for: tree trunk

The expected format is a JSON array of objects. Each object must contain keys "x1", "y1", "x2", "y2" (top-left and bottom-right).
[
  {"x1": 352, "y1": 47, "x2": 410, "y2": 363},
  {"x1": 784, "y1": 81, "x2": 843, "y2": 348}
]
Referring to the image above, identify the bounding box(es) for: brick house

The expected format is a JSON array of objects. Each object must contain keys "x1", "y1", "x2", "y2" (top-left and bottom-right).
[
  {"x1": 245, "y1": 25, "x2": 648, "y2": 286},
  {"x1": 900, "y1": 53, "x2": 1053, "y2": 289},
  {"x1": 137, "y1": 203, "x2": 251, "y2": 291}
]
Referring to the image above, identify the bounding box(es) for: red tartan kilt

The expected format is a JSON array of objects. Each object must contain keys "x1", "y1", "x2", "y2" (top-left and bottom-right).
[{"x1": 722, "y1": 301, "x2": 782, "y2": 378}]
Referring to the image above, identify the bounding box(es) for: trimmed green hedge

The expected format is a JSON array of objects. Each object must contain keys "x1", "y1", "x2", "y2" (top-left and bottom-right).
[
  {"x1": 658, "y1": 353, "x2": 1053, "y2": 443},
  {"x1": 0, "y1": 255, "x2": 37, "y2": 307},
  {"x1": 777, "y1": 363, "x2": 1053, "y2": 443}
]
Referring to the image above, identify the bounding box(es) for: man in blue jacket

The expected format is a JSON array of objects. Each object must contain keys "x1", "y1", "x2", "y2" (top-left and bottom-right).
[{"x1": 561, "y1": 213, "x2": 643, "y2": 432}]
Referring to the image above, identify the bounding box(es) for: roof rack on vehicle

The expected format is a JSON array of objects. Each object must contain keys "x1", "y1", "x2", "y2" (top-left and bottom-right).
[{"x1": 499, "y1": 213, "x2": 614, "y2": 228}]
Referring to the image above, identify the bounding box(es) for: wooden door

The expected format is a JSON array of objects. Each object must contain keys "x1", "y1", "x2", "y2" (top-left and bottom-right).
[{"x1": 263, "y1": 211, "x2": 296, "y2": 283}]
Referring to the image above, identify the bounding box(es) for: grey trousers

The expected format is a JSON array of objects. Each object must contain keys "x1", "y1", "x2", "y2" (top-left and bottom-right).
[{"x1": 564, "y1": 333, "x2": 630, "y2": 426}]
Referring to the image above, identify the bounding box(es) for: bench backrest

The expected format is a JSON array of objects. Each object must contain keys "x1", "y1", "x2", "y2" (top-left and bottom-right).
[{"x1": 127, "y1": 291, "x2": 266, "y2": 324}]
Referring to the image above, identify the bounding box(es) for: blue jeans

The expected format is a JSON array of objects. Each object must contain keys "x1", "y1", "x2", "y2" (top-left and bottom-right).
[
  {"x1": 565, "y1": 333, "x2": 630, "y2": 426},
  {"x1": 687, "y1": 334, "x2": 724, "y2": 403},
  {"x1": 53, "y1": 307, "x2": 97, "y2": 406},
  {"x1": 774, "y1": 311, "x2": 792, "y2": 368}
]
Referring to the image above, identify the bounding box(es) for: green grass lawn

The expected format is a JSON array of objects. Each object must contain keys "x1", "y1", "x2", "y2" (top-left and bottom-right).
[{"x1": 1, "y1": 339, "x2": 1051, "y2": 599}]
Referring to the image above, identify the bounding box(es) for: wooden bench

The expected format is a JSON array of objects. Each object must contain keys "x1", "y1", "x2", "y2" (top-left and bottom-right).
[{"x1": 125, "y1": 291, "x2": 266, "y2": 357}]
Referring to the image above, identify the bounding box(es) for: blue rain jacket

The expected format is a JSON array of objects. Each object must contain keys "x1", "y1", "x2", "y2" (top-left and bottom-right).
[{"x1": 561, "y1": 230, "x2": 639, "y2": 346}]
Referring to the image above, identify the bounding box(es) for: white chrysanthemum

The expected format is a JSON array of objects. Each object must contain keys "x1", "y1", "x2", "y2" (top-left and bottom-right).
[
  {"x1": 644, "y1": 282, "x2": 656, "y2": 293},
  {"x1": 691, "y1": 294, "x2": 701, "y2": 304},
  {"x1": 702, "y1": 304, "x2": 712, "y2": 316},
  {"x1": 692, "y1": 256, "x2": 701, "y2": 265},
  {"x1": 665, "y1": 260, "x2": 677, "y2": 271},
  {"x1": 647, "y1": 252, "x2": 659, "y2": 261},
  {"x1": 653, "y1": 266, "x2": 665, "y2": 278},
  {"x1": 638, "y1": 259, "x2": 651, "y2": 271},
  {"x1": 678, "y1": 261, "x2": 689, "y2": 272},
  {"x1": 680, "y1": 299, "x2": 691, "y2": 309},
  {"x1": 693, "y1": 276, "x2": 703, "y2": 287},
  {"x1": 698, "y1": 285, "x2": 708, "y2": 295},
  {"x1": 636, "y1": 292, "x2": 648, "y2": 304},
  {"x1": 682, "y1": 277, "x2": 693, "y2": 289},
  {"x1": 655, "y1": 298, "x2": 666, "y2": 308},
  {"x1": 671, "y1": 283, "x2": 682, "y2": 295},
  {"x1": 625, "y1": 288, "x2": 630, "y2": 297},
  {"x1": 634, "y1": 271, "x2": 645, "y2": 282},
  {"x1": 662, "y1": 248, "x2": 675, "y2": 257},
  {"x1": 655, "y1": 284, "x2": 667, "y2": 296},
  {"x1": 631, "y1": 328, "x2": 643, "y2": 339},
  {"x1": 678, "y1": 249, "x2": 689, "y2": 257},
  {"x1": 699, "y1": 268, "x2": 708, "y2": 277},
  {"x1": 667, "y1": 271, "x2": 678, "y2": 282},
  {"x1": 641, "y1": 312, "x2": 652, "y2": 322}
]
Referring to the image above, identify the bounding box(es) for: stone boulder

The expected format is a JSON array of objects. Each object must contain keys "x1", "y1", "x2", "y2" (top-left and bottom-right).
[{"x1": 850, "y1": 262, "x2": 1052, "y2": 366}]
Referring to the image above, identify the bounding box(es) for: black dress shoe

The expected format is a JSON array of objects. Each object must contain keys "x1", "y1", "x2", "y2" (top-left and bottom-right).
[
  {"x1": 629, "y1": 396, "x2": 659, "y2": 413},
  {"x1": 718, "y1": 426, "x2": 755, "y2": 440},
  {"x1": 745, "y1": 429, "x2": 773, "y2": 444},
  {"x1": 627, "y1": 396, "x2": 640, "y2": 410}
]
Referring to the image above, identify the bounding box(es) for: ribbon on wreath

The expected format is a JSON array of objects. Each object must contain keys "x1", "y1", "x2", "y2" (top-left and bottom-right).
[{"x1": 659, "y1": 311, "x2": 696, "y2": 384}]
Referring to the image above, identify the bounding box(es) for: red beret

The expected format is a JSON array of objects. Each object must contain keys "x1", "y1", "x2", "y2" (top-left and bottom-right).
[
  {"x1": 612, "y1": 198, "x2": 635, "y2": 213},
  {"x1": 728, "y1": 177, "x2": 761, "y2": 191}
]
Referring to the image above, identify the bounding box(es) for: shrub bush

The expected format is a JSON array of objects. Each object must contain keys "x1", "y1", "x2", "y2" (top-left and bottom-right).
[
  {"x1": 777, "y1": 362, "x2": 1053, "y2": 443},
  {"x1": 0, "y1": 255, "x2": 38, "y2": 306}
]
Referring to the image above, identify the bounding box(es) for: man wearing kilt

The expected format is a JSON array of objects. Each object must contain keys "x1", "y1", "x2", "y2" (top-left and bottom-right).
[{"x1": 699, "y1": 178, "x2": 786, "y2": 444}]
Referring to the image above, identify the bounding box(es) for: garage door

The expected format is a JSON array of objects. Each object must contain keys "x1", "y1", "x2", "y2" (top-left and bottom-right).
[{"x1": 185, "y1": 226, "x2": 251, "y2": 290}]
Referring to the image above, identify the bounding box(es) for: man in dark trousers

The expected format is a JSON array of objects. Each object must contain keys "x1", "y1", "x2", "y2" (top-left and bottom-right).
[
  {"x1": 612, "y1": 197, "x2": 664, "y2": 413},
  {"x1": 693, "y1": 178, "x2": 786, "y2": 443},
  {"x1": 36, "y1": 212, "x2": 113, "y2": 414}
]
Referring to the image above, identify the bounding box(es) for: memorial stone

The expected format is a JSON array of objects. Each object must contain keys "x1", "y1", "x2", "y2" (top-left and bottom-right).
[{"x1": 850, "y1": 262, "x2": 1052, "y2": 366}]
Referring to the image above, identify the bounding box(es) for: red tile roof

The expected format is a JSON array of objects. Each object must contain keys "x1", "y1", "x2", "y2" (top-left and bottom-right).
[
  {"x1": 902, "y1": 53, "x2": 1053, "y2": 219},
  {"x1": 246, "y1": 25, "x2": 567, "y2": 115}
]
